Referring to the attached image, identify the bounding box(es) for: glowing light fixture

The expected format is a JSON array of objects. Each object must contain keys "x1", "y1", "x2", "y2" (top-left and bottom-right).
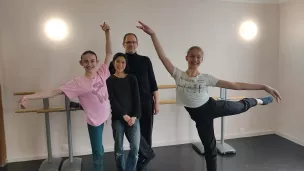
[
  {"x1": 239, "y1": 20, "x2": 257, "y2": 41},
  {"x1": 44, "y1": 18, "x2": 68, "y2": 41}
]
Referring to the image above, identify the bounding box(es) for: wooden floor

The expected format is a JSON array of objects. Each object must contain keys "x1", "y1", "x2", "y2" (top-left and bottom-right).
[{"x1": 1, "y1": 134, "x2": 304, "y2": 171}]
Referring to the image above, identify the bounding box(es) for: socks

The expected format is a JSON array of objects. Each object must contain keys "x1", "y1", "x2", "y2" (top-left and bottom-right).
[{"x1": 258, "y1": 96, "x2": 273, "y2": 105}]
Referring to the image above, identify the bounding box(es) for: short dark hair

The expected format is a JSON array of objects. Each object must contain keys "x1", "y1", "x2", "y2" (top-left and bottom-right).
[
  {"x1": 81, "y1": 50, "x2": 97, "y2": 60},
  {"x1": 123, "y1": 33, "x2": 138, "y2": 43},
  {"x1": 111, "y1": 52, "x2": 129, "y2": 73}
]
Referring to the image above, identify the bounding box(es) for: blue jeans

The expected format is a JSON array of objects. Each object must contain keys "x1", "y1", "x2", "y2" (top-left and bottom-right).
[
  {"x1": 112, "y1": 119, "x2": 141, "y2": 171},
  {"x1": 88, "y1": 123, "x2": 104, "y2": 171}
]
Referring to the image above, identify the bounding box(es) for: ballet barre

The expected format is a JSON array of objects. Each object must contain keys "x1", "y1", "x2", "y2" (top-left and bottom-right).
[
  {"x1": 158, "y1": 85, "x2": 176, "y2": 89},
  {"x1": 14, "y1": 84, "x2": 173, "y2": 96},
  {"x1": 14, "y1": 92, "x2": 36, "y2": 95},
  {"x1": 15, "y1": 100, "x2": 178, "y2": 114},
  {"x1": 14, "y1": 94, "x2": 62, "y2": 171},
  {"x1": 14, "y1": 85, "x2": 243, "y2": 171},
  {"x1": 15, "y1": 97, "x2": 245, "y2": 114},
  {"x1": 12, "y1": 85, "x2": 183, "y2": 171},
  {"x1": 157, "y1": 85, "x2": 241, "y2": 156},
  {"x1": 15, "y1": 95, "x2": 86, "y2": 171}
]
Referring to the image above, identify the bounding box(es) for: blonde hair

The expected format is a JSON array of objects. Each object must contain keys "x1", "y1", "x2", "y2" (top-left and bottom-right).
[{"x1": 187, "y1": 46, "x2": 204, "y2": 56}]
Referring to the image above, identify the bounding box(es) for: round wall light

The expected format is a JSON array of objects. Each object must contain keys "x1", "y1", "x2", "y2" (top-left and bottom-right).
[
  {"x1": 239, "y1": 20, "x2": 258, "y2": 41},
  {"x1": 44, "y1": 18, "x2": 68, "y2": 41}
]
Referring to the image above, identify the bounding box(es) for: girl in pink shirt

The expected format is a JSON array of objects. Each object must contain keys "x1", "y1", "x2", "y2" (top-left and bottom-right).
[{"x1": 19, "y1": 22, "x2": 112, "y2": 171}]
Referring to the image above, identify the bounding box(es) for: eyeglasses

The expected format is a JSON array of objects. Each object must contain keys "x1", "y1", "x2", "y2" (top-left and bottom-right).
[{"x1": 124, "y1": 41, "x2": 137, "y2": 44}]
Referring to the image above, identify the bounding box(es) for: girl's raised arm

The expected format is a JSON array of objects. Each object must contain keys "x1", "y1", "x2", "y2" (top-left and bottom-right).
[
  {"x1": 100, "y1": 22, "x2": 112, "y2": 65},
  {"x1": 137, "y1": 21, "x2": 174, "y2": 75}
]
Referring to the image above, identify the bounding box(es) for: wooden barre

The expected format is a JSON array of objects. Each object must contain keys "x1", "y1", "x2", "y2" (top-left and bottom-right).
[
  {"x1": 16, "y1": 107, "x2": 65, "y2": 113},
  {"x1": 36, "y1": 108, "x2": 79, "y2": 113},
  {"x1": 13, "y1": 85, "x2": 177, "y2": 95},
  {"x1": 159, "y1": 97, "x2": 245, "y2": 104},
  {"x1": 158, "y1": 85, "x2": 176, "y2": 89},
  {"x1": 213, "y1": 96, "x2": 245, "y2": 100},
  {"x1": 15, "y1": 97, "x2": 246, "y2": 114},
  {"x1": 25, "y1": 100, "x2": 178, "y2": 113},
  {"x1": 36, "y1": 108, "x2": 64, "y2": 113},
  {"x1": 16, "y1": 108, "x2": 41, "y2": 113},
  {"x1": 35, "y1": 101, "x2": 176, "y2": 113},
  {"x1": 14, "y1": 92, "x2": 36, "y2": 96},
  {"x1": 16, "y1": 101, "x2": 177, "y2": 113},
  {"x1": 159, "y1": 100, "x2": 176, "y2": 104}
]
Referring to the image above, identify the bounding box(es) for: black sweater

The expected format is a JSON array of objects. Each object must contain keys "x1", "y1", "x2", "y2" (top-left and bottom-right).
[
  {"x1": 106, "y1": 74, "x2": 141, "y2": 120},
  {"x1": 109, "y1": 53, "x2": 158, "y2": 103}
]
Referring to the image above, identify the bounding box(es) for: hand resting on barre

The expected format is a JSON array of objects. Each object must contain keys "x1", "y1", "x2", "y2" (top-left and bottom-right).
[{"x1": 19, "y1": 89, "x2": 63, "y2": 109}]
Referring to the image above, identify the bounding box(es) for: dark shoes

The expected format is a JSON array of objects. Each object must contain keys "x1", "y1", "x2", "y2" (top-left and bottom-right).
[{"x1": 137, "y1": 153, "x2": 155, "y2": 171}]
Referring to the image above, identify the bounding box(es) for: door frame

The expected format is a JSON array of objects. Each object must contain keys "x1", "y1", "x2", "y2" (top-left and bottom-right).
[{"x1": 0, "y1": 85, "x2": 7, "y2": 167}]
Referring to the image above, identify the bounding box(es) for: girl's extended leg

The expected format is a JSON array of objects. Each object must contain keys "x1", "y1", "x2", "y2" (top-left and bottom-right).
[
  {"x1": 185, "y1": 105, "x2": 217, "y2": 171},
  {"x1": 212, "y1": 96, "x2": 273, "y2": 119},
  {"x1": 212, "y1": 98, "x2": 257, "y2": 118},
  {"x1": 112, "y1": 120, "x2": 126, "y2": 171},
  {"x1": 88, "y1": 123, "x2": 105, "y2": 171},
  {"x1": 184, "y1": 96, "x2": 272, "y2": 171}
]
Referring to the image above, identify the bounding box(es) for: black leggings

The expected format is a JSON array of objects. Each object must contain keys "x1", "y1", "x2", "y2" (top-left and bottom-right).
[{"x1": 185, "y1": 97, "x2": 257, "y2": 171}]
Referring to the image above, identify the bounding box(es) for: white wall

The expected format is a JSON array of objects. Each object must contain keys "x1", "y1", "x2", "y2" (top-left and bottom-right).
[
  {"x1": 276, "y1": 0, "x2": 304, "y2": 146},
  {"x1": 1, "y1": 0, "x2": 279, "y2": 162}
]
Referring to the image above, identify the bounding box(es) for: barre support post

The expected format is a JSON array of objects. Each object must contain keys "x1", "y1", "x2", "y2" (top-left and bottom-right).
[
  {"x1": 61, "y1": 96, "x2": 82, "y2": 171},
  {"x1": 216, "y1": 88, "x2": 236, "y2": 155},
  {"x1": 44, "y1": 99, "x2": 52, "y2": 162},
  {"x1": 66, "y1": 97, "x2": 73, "y2": 163},
  {"x1": 38, "y1": 98, "x2": 62, "y2": 171}
]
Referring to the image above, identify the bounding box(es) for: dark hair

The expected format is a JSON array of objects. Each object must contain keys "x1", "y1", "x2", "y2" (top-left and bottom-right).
[
  {"x1": 81, "y1": 50, "x2": 97, "y2": 60},
  {"x1": 111, "y1": 52, "x2": 129, "y2": 73},
  {"x1": 123, "y1": 33, "x2": 138, "y2": 43}
]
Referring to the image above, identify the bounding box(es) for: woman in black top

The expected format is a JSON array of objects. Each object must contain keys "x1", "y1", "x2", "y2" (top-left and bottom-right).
[{"x1": 106, "y1": 52, "x2": 141, "y2": 171}]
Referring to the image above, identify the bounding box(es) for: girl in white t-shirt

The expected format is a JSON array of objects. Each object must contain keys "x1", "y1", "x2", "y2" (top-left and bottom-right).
[{"x1": 136, "y1": 21, "x2": 282, "y2": 171}]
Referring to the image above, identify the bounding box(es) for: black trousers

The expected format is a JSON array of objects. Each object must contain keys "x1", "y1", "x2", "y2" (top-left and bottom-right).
[
  {"x1": 138, "y1": 100, "x2": 155, "y2": 160},
  {"x1": 185, "y1": 97, "x2": 257, "y2": 171}
]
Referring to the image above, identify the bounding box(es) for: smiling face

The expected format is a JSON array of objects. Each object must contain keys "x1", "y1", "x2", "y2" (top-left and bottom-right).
[
  {"x1": 80, "y1": 52, "x2": 99, "y2": 73},
  {"x1": 114, "y1": 56, "x2": 127, "y2": 73},
  {"x1": 123, "y1": 34, "x2": 138, "y2": 53},
  {"x1": 186, "y1": 46, "x2": 204, "y2": 70}
]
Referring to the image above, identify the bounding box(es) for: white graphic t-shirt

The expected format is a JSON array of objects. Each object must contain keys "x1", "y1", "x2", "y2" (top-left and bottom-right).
[{"x1": 172, "y1": 67, "x2": 219, "y2": 108}]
